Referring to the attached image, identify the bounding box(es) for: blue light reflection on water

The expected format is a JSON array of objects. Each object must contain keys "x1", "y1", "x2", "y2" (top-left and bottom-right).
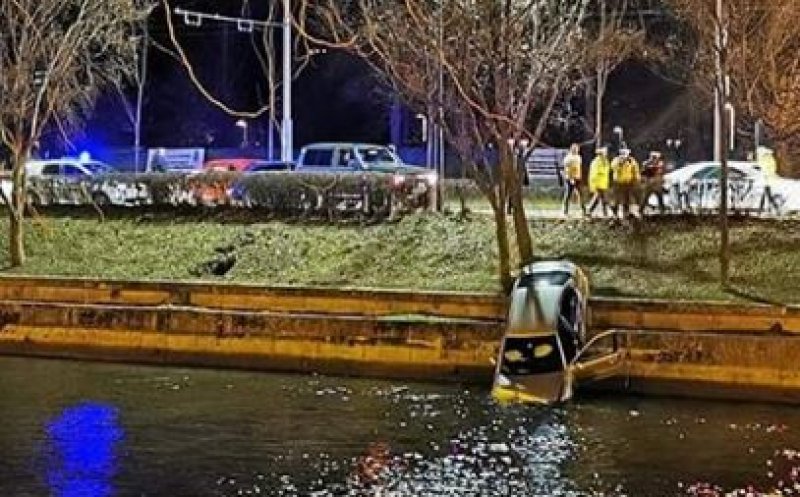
[{"x1": 44, "y1": 402, "x2": 123, "y2": 497}]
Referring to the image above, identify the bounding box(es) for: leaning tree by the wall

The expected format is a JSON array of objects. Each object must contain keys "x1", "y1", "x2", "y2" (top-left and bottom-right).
[
  {"x1": 0, "y1": 0, "x2": 151, "y2": 266},
  {"x1": 299, "y1": 0, "x2": 588, "y2": 290}
]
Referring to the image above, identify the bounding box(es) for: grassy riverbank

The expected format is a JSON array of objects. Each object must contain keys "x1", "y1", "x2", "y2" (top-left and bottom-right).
[{"x1": 0, "y1": 210, "x2": 798, "y2": 303}]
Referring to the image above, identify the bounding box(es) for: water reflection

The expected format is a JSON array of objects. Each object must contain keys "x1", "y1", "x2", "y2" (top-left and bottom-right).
[
  {"x1": 43, "y1": 402, "x2": 123, "y2": 497},
  {"x1": 0, "y1": 358, "x2": 799, "y2": 496}
]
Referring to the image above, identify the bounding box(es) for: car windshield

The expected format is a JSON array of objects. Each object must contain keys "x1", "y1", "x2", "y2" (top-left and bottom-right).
[
  {"x1": 499, "y1": 336, "x2": 563, "y2": 376},
  {"x1": 84, "y1": 162, "x2": 112, "y2": 174},
  {"x1": 692, "y1": 166, "x2": 747, "y2": 181},
  {"x1": 357, "y1": 146, "x2": 399, "y2": 166}
]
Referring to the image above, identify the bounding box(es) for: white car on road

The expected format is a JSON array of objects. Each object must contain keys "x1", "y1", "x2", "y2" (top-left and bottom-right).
[{"x1": 661, "y1": 161, "x2": 800, "y2": 214}]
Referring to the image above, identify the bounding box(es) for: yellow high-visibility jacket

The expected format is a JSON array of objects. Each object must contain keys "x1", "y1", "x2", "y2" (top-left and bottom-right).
[
  {"x1": 589, "y1": 155, "x2": 611, "y2": 192},
  {"x1": 759, "y1": 154, "x2": 778, "y2": 187},
  {"x1": 563, "y1": 153, "x2": 582, "y2": 181},
  {"x1": 612, "y1": 157, "x2": 641, "y2": 185}
]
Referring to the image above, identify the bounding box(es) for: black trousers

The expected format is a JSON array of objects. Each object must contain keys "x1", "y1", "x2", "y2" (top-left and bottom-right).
[
  {"x1": 759, "y1": 185, "x2": 780, "y2": 213},
  {"x1": 587, "y1": 189, "x2": 610, "y2": 217},
  {"x1": 563, "y1": 180, "x2": 585, "y2": 215}
]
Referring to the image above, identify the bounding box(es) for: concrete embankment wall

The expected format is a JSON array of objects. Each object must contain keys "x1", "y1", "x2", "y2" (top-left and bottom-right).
[
  {"x1": 0, "y1": 276, "x2": 507, "y2": 382},
  {"x1": 1, "y1": 276, "x2": 800, "y2": 402}
]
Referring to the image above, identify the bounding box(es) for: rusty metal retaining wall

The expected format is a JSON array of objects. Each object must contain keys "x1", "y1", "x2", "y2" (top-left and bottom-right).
[{"x1": 0, "y1": 299, "x2": 502, "y2": 382}]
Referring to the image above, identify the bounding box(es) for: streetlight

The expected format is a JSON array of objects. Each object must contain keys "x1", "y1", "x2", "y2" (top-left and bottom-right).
[
  {"x1": 415, "y1": 114, "x2": 428, "y2": 143},
  {"x1": 236, "y1": 119, "x2": 248, "y2": 148},
  {"x1": 613, "y1": 125, "x2": 625, "y2": 149},
  {"x1": 174, "y1": 5, "x2": 292, "y2": 161}
]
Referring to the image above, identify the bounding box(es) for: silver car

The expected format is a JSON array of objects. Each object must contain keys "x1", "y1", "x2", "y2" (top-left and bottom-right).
[{"x1": 492, "y1": 261, "x2": 589, "y2": 405}]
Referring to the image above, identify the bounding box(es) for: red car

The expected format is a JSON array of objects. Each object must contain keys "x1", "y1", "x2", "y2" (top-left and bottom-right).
[{"x1": 202, "y1": 158, "x2": 293, "y2": 173}]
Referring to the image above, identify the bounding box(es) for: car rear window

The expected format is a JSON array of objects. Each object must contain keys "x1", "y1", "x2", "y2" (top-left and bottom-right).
[{"x1": 518, "y1": 271, "x2": 570, "y2": 288}]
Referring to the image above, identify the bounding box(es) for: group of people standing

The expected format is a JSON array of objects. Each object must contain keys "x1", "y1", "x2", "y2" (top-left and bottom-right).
[{"x1": 561, "y1": 144, "x2": 667, "y2": 219}]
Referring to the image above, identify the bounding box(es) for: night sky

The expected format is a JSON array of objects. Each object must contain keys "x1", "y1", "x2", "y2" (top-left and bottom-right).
[
  {"x1": 80, "y1": 1, "x2": 391, "y2": 153},
  {"x1": 74, "y1": 1, "x2": 705, "y2": 160}
]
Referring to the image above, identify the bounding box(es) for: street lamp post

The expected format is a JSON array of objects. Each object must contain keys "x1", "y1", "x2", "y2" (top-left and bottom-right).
[
  {"x1": 173, "y1": 5, "x2": 293, "y2": 160},
  {"x1": 281, "y1": 0, "x2": 293, "y2": 163},
  {"x1": 612, "y1": 125, "x2": 624, "y2": 150},
  {"x1": 236, "y1": 119, "x2": 248, "y2": 148}
]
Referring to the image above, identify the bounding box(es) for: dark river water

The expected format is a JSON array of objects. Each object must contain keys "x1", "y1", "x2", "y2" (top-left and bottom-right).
[{"x1": 1, "y1": 356, "x2": 799, "y2": 497}]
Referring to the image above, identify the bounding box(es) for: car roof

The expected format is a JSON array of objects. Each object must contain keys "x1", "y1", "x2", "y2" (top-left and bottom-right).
[
  {"x1": 684, "y1": 161, "x2": 758, "y2": 168},
  {"x1": 302, "y1": 143, "x2": 391, "y2": 150}
]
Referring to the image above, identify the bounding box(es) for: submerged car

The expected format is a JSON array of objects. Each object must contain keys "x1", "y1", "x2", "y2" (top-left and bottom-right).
[{"x1": 491, "y1": 261, "x2": 589, "y2": 405}]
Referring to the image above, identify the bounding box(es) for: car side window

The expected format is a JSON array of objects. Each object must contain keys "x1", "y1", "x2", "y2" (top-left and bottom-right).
[
  {"x1": 304, "y1": 149, "x2": 333, "y2": 167},
  {"x1": 62, "y1": 165, "x2": 85, "y2": 177},
  {"x1": 42, "y1": 164, "x2": 60, "y2": 176},
  {"x1": 337, "y1": 148, "x2": 354, "y2": 167}
]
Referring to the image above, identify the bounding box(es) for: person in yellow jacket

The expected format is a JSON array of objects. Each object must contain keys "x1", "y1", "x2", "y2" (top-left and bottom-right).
[
  {"x1": 562, "y1": 143, "x2": 586, "y2": 216},
  {"x1": 611, "y1": 148, "x2": 641, "y2": 219},
  {"x1": 587, "y1": 146, "x2": 612, "y2": 217},
  {"x1": 757, "y1": 146, "x2": 780, "y2": 214}
]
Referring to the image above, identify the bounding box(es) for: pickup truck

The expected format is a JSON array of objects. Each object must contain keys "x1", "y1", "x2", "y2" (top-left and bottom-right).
[
  {"x1": 296, "y1": 142, "x2": 437, "y2": 184},
  {"x1": 296, "y1": 143, "x2": 438, "y2": 211}
]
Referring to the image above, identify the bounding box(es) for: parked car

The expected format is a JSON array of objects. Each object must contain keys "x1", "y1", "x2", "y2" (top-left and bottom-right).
[
  {"x1": 297, "y1": 143, "x2": 437, "y2": 209},
  {"x1": 226, "y1": 161, "x2": 295, "y2": 205},
  {"x1": 203, "y1": 158, "x2": 294, "y2": 173},
  {"x1": 298, "y1": 143, "x2": 435, "y2": 179},
  {"x1": 660, "y1": 161, "x2": 800, "y2": 214},
  {"x1": 25, "y1": 157, "x2": 149, "y2": 207},
  {"x1": 491, "y1": 261, "x2": 590, "y2": 405}
]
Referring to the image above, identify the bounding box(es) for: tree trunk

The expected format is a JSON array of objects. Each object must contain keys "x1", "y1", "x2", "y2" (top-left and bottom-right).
[
  {"x1": 595, "y1": 72, "x2": 604, "y2": 148},
  {"x1": 491, "y1": 199, "x2": 513, "y2": 292},
  {"x1": 9, "y1": 148, "x2": 27, "y2": 267},
  {"x1": 505, "y1": 152, "x2": 533, "y2": 266}
]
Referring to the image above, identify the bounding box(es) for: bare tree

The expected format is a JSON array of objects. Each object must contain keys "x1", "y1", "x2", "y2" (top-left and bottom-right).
[
  {"x1": 0, "y1": 0, "x2": 150, "y2": 266},
  {"x1": 113, "y1": 23, "x2": 150, "y2": 172},
  {"x1": 299, "y1": 0, "x2": 588, "y2": 290},
  {"x1": 668, "y1": 0, "x2": 731, "y2": 286},
  {"x1": 724, "y1": 0, "x2": 800, "y2": 174},
  {"x1": 581, "y1": 0, "x2": 646, "y2": 147}
]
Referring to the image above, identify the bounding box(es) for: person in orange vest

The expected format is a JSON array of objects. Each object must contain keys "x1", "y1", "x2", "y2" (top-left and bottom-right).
[
  {"x1": 587, "y1": 146, "x2": 612, "y2": 218},
  {"x1": 611, "y1": 148, "x2": 641, "y2": 219},
  {"x1": 757, "y1": 146, "x2": 780, "y2": 214},
  {"x1": 561, "y1": 143, "x2": 585, "y2": 216}
]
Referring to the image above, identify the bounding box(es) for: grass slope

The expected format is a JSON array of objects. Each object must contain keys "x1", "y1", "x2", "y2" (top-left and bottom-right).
[{"x1": 0, "y1": 211, "x2": 798, "y2": 304}]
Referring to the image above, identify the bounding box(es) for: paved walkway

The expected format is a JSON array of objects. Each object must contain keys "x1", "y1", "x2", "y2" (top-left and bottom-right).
[{"x1": 470, "y1": 207, "x2": 796, "y2": 221}]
